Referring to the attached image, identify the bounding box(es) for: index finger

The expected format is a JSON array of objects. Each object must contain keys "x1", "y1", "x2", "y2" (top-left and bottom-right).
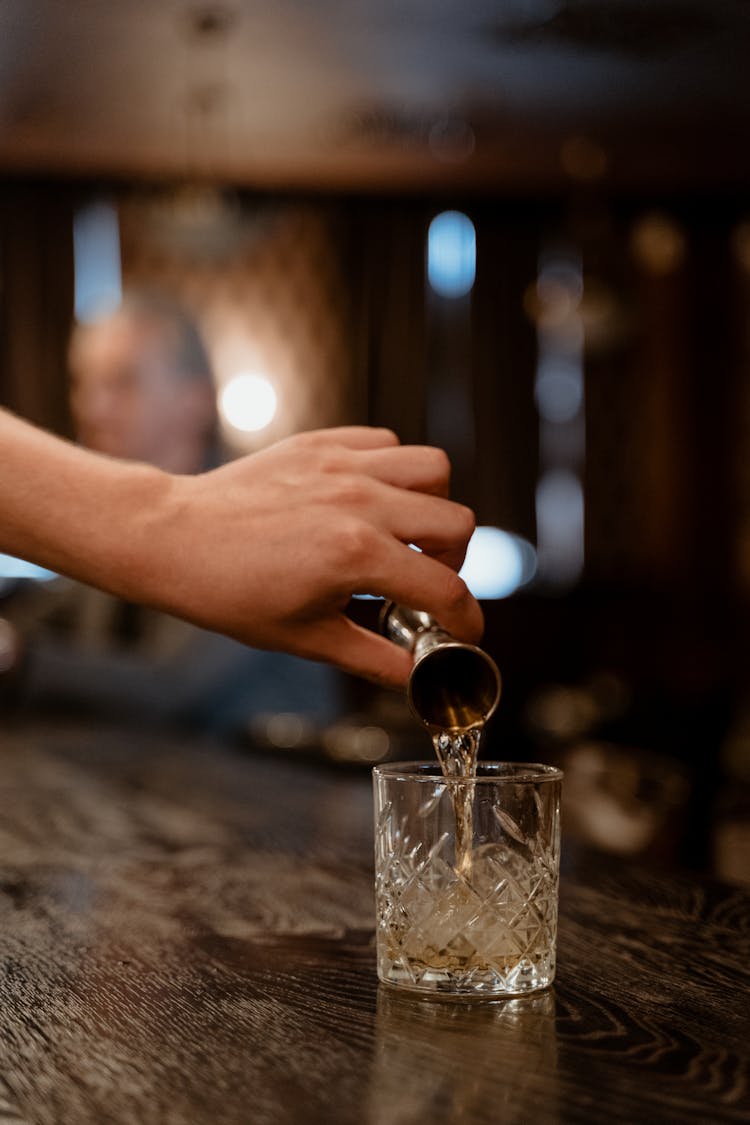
[
  {"x1": 302, "y1": 426, "x2": 401, "y2": 451},
  {"x1": 358, "y1": 538, "x2": 484, "y2": 645}
]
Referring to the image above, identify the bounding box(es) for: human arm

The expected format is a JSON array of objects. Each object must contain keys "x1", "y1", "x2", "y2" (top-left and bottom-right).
[{"x1": 0, "y1": 411, "x2": 483, "y2": 687}]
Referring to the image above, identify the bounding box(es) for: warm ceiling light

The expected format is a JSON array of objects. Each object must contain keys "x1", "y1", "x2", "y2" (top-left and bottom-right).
[{"x1": 219, "y1": 373, "x2": 278, "y2": 432}]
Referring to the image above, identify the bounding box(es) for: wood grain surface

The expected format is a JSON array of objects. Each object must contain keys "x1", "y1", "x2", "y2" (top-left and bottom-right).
[{"x1": 0, "y1": 720, "x2": 748, "y2": 1124}]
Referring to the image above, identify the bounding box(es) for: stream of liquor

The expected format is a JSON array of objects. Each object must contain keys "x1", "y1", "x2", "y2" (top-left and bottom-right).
[{"x1": 432, "y1": 724, "x2": 485, "y2": 873}]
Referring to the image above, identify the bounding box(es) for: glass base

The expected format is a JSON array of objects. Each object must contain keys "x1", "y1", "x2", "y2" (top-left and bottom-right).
[{"x1": 377, "y1": 952, "x2": 555, "y2": 999}]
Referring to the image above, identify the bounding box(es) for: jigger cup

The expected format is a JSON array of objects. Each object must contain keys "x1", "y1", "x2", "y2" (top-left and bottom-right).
[{"x1": 379, "y1": 602, "x2": 501, "y2": 731}]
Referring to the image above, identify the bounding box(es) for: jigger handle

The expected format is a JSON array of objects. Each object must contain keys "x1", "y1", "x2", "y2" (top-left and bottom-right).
[
  {"x1": 379, "y1": 602, "x2": 502, "y2": 731},
  {"x1": 379, "y1": 602, "x2": 445, "y2": 648}
]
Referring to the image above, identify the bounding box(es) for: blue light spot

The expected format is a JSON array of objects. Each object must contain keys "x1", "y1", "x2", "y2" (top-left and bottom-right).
[
  {"x1": 0, "y1": 554, "x2": 57, "y2": 582},
  {"x1": 427, "y1": 211, "x2": 476, "y2": 298},
  {"x1": 459, "y1": 527, "x2": 537, "y2": 600},
  {"x1": 73, "y1": 201, "x2": 122, "y2": 323}
]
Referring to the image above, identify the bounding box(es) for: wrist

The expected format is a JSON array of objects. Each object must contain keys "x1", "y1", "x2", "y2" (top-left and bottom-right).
[
  {"x1": 77, "y1": 460, "x2": 177, "y2": 605},
  {"x1": 0, "y1": 410, "x2": 175, "y2": 603}
]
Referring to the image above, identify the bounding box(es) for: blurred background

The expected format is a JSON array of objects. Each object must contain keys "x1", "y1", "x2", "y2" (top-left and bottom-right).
[{"x1": 1, "y1": 0, "x2": 750, "y2": 881}]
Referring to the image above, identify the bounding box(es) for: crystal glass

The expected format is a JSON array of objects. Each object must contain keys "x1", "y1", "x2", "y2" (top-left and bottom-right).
[{"x1": 373, "y1": 762, "x2": 562, "y2": 998}]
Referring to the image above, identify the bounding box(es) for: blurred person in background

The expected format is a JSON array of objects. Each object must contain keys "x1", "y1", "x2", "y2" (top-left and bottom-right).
[{"x1": 6, "y1": 289, "x2": 344, "y2": 733}]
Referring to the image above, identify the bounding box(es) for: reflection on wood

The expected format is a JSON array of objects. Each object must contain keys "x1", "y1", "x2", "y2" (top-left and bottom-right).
[{"x1": 0, "y1": 722, "x2": 748, "y2": 1123}]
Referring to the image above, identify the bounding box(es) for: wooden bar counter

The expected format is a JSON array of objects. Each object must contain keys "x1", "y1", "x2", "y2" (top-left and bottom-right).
[{"x1": 0, "y1": 720, "x2": 748, "y2": 1123}]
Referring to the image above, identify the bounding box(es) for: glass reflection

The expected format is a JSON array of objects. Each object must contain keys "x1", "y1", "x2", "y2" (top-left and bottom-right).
[{"x1": 368, "y1": 987, "x2": 560, "y2": 1124}]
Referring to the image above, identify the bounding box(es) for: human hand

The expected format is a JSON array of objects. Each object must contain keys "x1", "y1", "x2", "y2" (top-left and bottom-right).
[{"x1": 145, "y1": 427, "x2": 483, "y2": 687}]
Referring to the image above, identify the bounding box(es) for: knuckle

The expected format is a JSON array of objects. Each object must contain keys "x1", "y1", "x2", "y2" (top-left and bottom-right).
[
  {"x1": 298, "y1": 427, "x2": 325, "y2": 445},
  {"x1": 334, "y1": 517, "x2": 378, "y2": 568},
  {"x1": 317, "y1": 450, "x2": 344, "y2": 476},
  {"x1": 331, "y1": 473, "x2": 373, "y2": 509}
]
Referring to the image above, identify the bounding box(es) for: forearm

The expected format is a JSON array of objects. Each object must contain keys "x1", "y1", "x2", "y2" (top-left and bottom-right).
[{"x1": 0, "y1": 409, "x2": 169, "y2": 602}]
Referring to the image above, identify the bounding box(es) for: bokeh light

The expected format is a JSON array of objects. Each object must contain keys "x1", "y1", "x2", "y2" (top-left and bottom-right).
[
  {"x1": 560, "y1": 135, "x2": 608, "y2": 182},
  {"x1": 535, "y1": 469, "x2": 584, "y2": 586},
  {"x1": 630, "y1": 212, "x2": 687, "y2": 275},
  {"x1": 427, "y1": 211, "x2": 476, "y2": 298},
  {"x1": 459, "y1": 526, "x2": 537, "y2": 599},
  {"x1": 731, "y1": 221, "x2": 750, "y2": 273},
  {"x1": 535, "y1": 357, "x2": 583, "y2": 423},
  {"x1": 219, "y1": 372, "x2": 278, "y2": 433},
  {"x1": 0, "y1": 554, "x2": 56, "y2": 582},
  {"x1": 73, "y1": 200, "x2": 122, "y2": 322}
]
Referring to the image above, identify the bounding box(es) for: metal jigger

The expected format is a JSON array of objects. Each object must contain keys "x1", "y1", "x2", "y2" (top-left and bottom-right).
[{"x1": 379, "y1": 602, "x2": 501, "y2": 731}]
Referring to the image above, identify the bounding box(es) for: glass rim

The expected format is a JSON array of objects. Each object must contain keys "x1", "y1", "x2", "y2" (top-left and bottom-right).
[{"x1": 373, "y1": 760, "x2": 563, "y2": 784}]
